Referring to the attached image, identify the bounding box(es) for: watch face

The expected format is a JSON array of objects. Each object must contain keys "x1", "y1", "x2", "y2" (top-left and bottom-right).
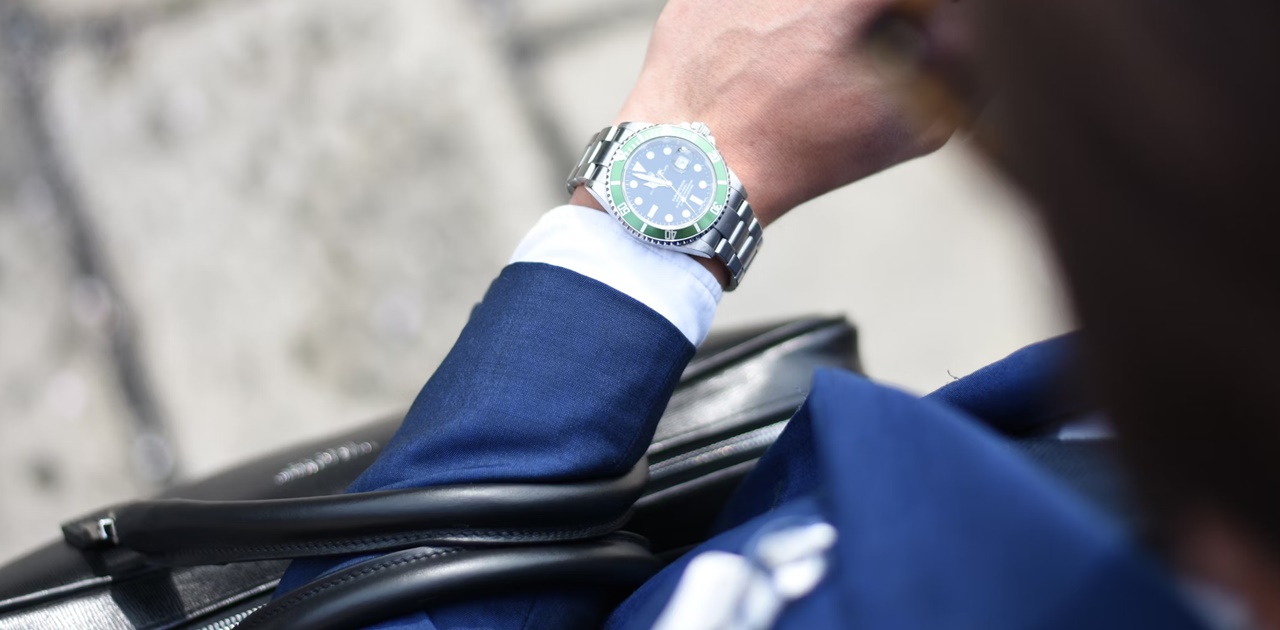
[
  {"x1": 607, "y1": 125, "x2": 731, "y2": 245},
  {"x1": 621, "y1": 137, "x2": 715, "y2": 229}
]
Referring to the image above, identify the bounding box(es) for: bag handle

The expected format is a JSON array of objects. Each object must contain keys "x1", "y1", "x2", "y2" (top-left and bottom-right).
[
  {"x1": 238, "y1": 535, "x2": 661, "y2": 630},
  {"x1": 62, "y1": 458, "x2": 647, "y2": 568}
]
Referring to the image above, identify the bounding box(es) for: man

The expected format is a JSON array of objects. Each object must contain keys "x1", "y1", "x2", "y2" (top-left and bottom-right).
[{"x1": 278, "y1": 0, "x2": 1280, "y2": 627}]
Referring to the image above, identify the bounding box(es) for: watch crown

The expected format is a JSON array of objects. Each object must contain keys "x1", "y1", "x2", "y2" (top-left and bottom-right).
[{"x1": 690, "y1": 121, "x2": 714, "y2": 142}]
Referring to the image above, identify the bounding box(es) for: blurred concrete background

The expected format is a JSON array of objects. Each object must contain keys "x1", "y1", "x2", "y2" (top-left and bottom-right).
[{"x1": 0, "y1": 0, "x2": 1071, "y2": 563}]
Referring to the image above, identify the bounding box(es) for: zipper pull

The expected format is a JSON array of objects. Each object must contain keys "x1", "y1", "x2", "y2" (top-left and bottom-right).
[{"x1": 62, "y1": 513, "x2": 119, "y2": 548}]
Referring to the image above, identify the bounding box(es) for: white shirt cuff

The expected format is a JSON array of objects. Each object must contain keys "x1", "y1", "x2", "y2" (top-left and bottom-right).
[{"x1": 510, "y1": 205, "x2": 722, "y2": 345}]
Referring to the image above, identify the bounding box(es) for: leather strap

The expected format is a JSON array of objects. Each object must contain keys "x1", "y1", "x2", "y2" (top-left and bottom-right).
[
  {"x1": 62, "y1": 459, "x2": 647, "y2": 568},
  {"x1": 238, "y1": 536, "x2": 661, "y2": 630}
]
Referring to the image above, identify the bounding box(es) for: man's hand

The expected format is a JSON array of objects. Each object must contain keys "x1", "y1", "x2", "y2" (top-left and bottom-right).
[{"x1": 611, "y1": 0, "x2": 955, "y2": 226}]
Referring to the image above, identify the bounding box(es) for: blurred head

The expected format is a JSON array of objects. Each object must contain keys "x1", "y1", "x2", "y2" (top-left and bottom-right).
[{"x1": 870, "y1": 0, "x2": 1280, "y2": 623}]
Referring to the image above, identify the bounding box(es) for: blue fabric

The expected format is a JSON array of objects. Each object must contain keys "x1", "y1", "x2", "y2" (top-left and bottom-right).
[
  {"x1": 276, "y1": 262, "x2": 695, "y2": 627},
  {"x1": 277, "y1": 264, "x2": 1206, "y2": 629},
  {"x1": 810, "y1": 370, "x2": 1199, "y2": 630},
  {"x1": 608, "y1": 370, "x2": 1205, "y2": 630},
  {"x1": 712, "y1": 334, "x2": 1080, "y2": 535},
  {"x1": 608, "y1": 495, "x2": 845, "y2": 629},
  {"x1": 712, "y1": 395, "x2": 822, "y2": 533},
  {"x1": 350, "y1": 262, "x2": 693, "y2": 491},
  {"x1": 927, "y1": 334, "x2": 1085, "y2": 434}
]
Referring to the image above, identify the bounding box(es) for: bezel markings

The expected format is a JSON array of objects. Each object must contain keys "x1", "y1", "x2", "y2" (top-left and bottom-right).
[{"x1": 606, "y1": 124, "x2": 730, "y2": 245}]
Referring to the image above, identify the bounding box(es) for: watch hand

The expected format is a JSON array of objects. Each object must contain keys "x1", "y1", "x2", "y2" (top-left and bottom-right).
[{"x1": 635, "y1": 172, "x2": 675, "y2": 189}]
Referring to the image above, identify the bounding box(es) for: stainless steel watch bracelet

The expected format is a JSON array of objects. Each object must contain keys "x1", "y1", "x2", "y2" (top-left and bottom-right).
[{"x1": 566, "y1": 123, "x2": 763, "y2": 291}]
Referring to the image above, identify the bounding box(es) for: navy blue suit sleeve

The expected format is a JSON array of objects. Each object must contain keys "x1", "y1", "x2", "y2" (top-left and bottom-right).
[
  {"x1": 350, "y1": 262, "x2": 694, "y2": 491},
  {"x1": 276, "y1": 263, "x2": 695, "y2": 626}
]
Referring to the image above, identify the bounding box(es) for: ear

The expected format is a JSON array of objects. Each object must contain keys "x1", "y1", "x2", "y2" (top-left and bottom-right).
[{"x1": 1180, "y1": 509, "x2": 1280, "y2": 629}]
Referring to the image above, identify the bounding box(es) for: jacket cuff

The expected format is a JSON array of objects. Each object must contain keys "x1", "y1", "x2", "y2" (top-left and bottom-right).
[{"x1": 510, "y1": 205, "x2": 722, "y2": 345}]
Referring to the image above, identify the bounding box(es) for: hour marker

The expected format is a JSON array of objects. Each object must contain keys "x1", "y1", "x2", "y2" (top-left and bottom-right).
[
  {"x1": 682, "y1": 210, "x2": 691, "y2": 218},
  {"x1": 635, "y1": 197, "x2": 644, "y2": 205},
  {"x1": 665, "y1": 214, "x2": 675, "y2": 223},
  {"x1": 690, "y1": 195, "x2": 705, "y2": 205},
  {"x1": 693, "y1": 164, "x2": 703, "y2": 172},
  {"x1": 632, "y1": 163, "x2": 647, "y2": 173},
  {"x1": 648, "y1": 205, "x2": 660, "y2": 218},
  {"x1": 698, "y1": 181, "x2": 708, "y2": 189},
  {"x1": 663, "y1": 147, "x2": 673, "y2": 155},
  {"x1": 646, "y1": 151, "x2": 656, "y2": 159},
  {"x1": 630, "y1": 181, "x2": 638, "y2": 189}
]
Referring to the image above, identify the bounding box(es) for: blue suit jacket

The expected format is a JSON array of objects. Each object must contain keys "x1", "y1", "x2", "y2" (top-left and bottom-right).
[{"x1": 278, "y1": 263, "x2": 1206, "y2": 629}]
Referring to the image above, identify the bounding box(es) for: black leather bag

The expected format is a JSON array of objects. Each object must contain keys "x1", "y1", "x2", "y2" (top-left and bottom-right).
[{"x1": 0, "y1": 316, "x2": 860, "y2": 630}]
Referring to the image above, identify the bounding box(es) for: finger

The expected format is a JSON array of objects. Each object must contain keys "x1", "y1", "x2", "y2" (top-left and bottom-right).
[{"x1": 862, "y1": 0, "x2": 989, "y2": 133}]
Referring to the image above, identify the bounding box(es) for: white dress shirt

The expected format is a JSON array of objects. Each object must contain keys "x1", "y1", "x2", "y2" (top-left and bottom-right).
[{"x1": 510, "y1": 205, "x2": 723, "y2": 346}]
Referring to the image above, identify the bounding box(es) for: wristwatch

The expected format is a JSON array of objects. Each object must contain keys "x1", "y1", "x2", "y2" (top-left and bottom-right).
[{"x1": 566, "y1": 122, "x2": 762, "y2": 290}]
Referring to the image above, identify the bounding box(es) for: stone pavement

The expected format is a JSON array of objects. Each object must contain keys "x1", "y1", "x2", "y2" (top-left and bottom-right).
[{"x1": 0, "y1": 0, "x2": 1070, "y2": 564}]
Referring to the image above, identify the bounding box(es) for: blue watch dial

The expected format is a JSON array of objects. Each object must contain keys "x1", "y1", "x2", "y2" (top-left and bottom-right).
[{"x1": 621, "y1": 136, "x2": 716, "y2": 230}]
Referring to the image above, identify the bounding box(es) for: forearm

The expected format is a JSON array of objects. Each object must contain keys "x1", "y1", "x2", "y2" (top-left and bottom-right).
[
  {"x1": 351, "y1": 263, "x2": 698, "y2": 493},
  {"x1": 276, "y1": 259, "x2": 701, "y2": 617}
]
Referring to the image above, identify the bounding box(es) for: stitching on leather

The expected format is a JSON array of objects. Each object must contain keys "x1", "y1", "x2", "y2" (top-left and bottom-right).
[
  {"x1": 649, "y1": 420, "x2": 788, "y2": 477},
  {"x1": 243, "y1": 547, "x2": 464, "y2": 628},
  {"x1": 157, "y1": 515, "x2": 630, "y2": 562},
  {"x1": 650, "y1": 393, "x2": 805, "y2": 451}
]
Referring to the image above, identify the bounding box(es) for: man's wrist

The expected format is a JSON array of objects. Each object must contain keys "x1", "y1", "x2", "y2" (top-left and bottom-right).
[{"x1": 569, "y1": 186, "x2": 732, "y2": 289}]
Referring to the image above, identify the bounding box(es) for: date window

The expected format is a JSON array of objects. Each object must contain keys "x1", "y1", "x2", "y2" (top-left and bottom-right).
[{"x1": 674, "y1": 151, "x2": 691, "y2": 171}]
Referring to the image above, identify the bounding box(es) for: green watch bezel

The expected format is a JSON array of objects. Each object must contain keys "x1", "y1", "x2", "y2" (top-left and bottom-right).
[{"x1": 605, "y1": 124, "x2": 731, "y2": 245}]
